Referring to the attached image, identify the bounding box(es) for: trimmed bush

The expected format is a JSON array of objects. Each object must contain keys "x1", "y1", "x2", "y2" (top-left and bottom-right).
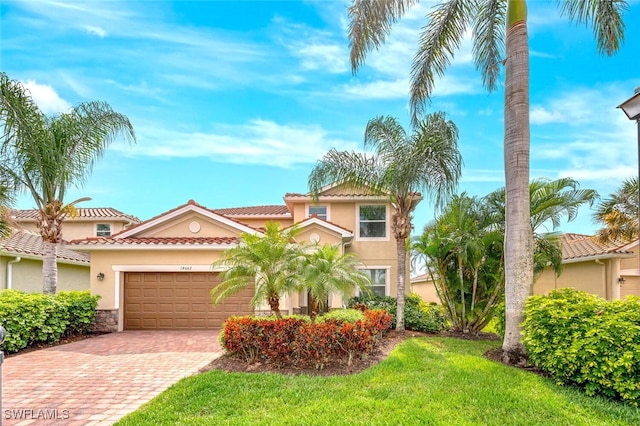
[
  {"x1": 221, "y1": 309, "x2": 392, "y2": 369},
  {"x1": 0, "y1": 290, "x2": 101, "y2": 353},
  {"x1": 347, "y1": 293, "x2": 448, "y2": 333},
  {"x1": 318, "y1": 308, "x2": 365, "y2": 324},
  {"x1": 522, "y1": 289, "x2": 640, "y2": 406}
]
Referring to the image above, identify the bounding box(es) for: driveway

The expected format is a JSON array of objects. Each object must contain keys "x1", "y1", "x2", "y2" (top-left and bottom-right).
[{"x1": 2, "y1": 330, "x2": 224, "y2": 425}]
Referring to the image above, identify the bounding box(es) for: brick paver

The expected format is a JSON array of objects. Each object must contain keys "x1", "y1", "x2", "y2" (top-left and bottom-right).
[{"x1": 2, "y1": 330, "x2": 223, "y2": 425}]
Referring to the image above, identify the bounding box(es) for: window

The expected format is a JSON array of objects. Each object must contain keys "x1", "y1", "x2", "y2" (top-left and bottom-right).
[
  {"x1": 359, "y1": 205, "x2": 386, "y2": 238},
  {"x1": 308, "y1": 205, "x2": 328, "y2": 220},
  {"x1": 96, "y1": 223, "x2": 111, "y2": 237},
  {"x1": 362, "y1": 269, "x2": 387, "y2": 297}
]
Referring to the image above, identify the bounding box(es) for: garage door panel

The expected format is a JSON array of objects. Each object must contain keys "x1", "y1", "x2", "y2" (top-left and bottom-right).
[{"x1": 125, "y1": 272, "x2": 254, "y2": 330}]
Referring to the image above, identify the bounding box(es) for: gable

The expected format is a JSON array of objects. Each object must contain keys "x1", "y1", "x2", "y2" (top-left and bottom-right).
[
  {"x1": 139, "y1": 212, "x2": 245, "y2": 239},
  {"x1": 296, "y1": 224, "x2": 344, "y2": 246}
]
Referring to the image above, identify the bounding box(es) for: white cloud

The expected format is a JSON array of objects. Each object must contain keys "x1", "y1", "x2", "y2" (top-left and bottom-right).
[
  {"x1": 84, "y1": 25, "x2": 106, "y2": 38},
  {"x1": 115, "y1": 119, "x2": 359, "y2": 168},
  {"x1": 297, "y1": 43, "x2": 348, "y2": 74},
  {"x1": 22, "y1": 80, "x2": 71, "y2": 114},
  {"x1": 460, "y1": 169, "x2": 504, "y2": 183}
]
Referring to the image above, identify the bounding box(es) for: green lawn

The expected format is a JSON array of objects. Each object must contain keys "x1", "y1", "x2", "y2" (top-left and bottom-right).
[{"x1": 117, "y1": 337, "x2": 640, "y2": 425}]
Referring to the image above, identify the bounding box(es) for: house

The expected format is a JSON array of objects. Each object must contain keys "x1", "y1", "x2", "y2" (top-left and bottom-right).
[
  {"x1": 535, "y1": 233, "x2": 640, "y2": 300},
  {"x1": 411, "y1": 233, "x2": 640, "y2": 305},
  {"x1": 11, "y1": 207, "x2": 141, "y2": 241},
  {"x1": 0, "y1": 229, "x2": 90, "y2": 292},
  {"x1": 1, "y1": 208, "x2": 141, "y2": 293},
  {"x1": 68, "y1": 185, "x2": 417, "y2": 332}
]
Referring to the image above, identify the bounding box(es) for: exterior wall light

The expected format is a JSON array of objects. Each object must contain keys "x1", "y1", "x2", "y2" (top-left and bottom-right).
[
  {"x1": 617, "y1": 276, "x2": 626, "y2": 285},
  {"x1": 97, "y1": 272, "x2": 105, "y2": 281}
]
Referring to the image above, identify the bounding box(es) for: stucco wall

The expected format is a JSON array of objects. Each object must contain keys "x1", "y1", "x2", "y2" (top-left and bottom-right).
[
  {"x1": 0, "y1": 256, "x2": 89, "y2": 292},
  {"x1": 621, "y1": 276, "x2": 640, "y2": 298},
  {"x1": 535, "y1": 261, "x2": 608, "y2": 298},
  {"x1": 411, "y1": 280, "x2": 440, "y2": 304},
  {"x1": 143, "y1": 214, "x2": 243, "y2": 238},
  {"x1": 15, "y1": 220, "x2": 128, "y2": 241}
]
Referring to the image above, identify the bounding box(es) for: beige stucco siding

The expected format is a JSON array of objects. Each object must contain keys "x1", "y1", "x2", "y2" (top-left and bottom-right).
[
  {"x1": 535, "y1": 261, "x2": 607, "y2": 298},
  {"x1": 141, "y1": 214, "x2": 242, "y2": 238},
  {"x1": 0, "y1": 256, "x2": 89, "y2": 292},
  {"x1": 621, "y1": 276, "x2": 640, "y2": 298},
  {"x1": 15, "y1": 221, "x2": 128, "y2": 241},
  {"x1": 411, "y1": 280, "x2": 440, "y2": 303},
  {"x1": 232, "y1": 218, "x2": 293, "y2": 229},
  {"x1": 620, "y1": 246, "x2": 639, "y2": 270}
]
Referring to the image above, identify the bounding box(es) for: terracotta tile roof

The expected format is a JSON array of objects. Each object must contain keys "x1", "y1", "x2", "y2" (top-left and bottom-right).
[
  {"x1": 560, "y1": 233, "x2": 633, "y2": 260},
  {"x1": 291, "y1": 215, "x2": 353, "y2": 234},
  {"x1": 213, "y1": 205, "x2": 291, "y2": 216},
  {"x1": 111, "y1": 200, "x2": 260, "y2": 237},
  {"x1": 11, "y1": 208, "x2": 141, "y2": 223},
  {"x1": 69, "y1": 236, "x2": 240, "y2": 247},
  {"x1": 0, "y1": 230, "x2": 90, "y2": 263}
]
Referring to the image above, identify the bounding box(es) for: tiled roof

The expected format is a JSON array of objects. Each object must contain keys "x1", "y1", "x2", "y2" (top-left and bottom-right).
[
  {"x1": 0, "y1": 230, "x2": 90, "y2": 263},
  {"x1": 561, "y1": 233, "x2": 633, "y2": 260},
  {"x1": 110, "y1": 199, "x2": 260, "y2": 237},
  {"x1": 213, "y1": 205, "x2": 291, "y2": 216},
  {"x1": 11, "y1": 208, "x2": 141, "y2": 223},
  {"x1": 69, "y1": 237, "x2": 239, "y2": 247},
  {"x1": 290, "y1": 215, "x2": 353, "y2": 235},
  {"x1": 284, "y1": 192, "x2": 385, "y2": 198}
]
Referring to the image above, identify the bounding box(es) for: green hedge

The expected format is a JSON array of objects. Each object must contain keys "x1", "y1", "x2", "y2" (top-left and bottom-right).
[
  {"x1": 522, "y1": 289, "x2": 640, "y2": 406},
  {"x1": 347, "y1": 293, "x2": 449, "y2": 333},
  {"x1": 0, "y1": 290, "x2": 101, "y2": 353}
]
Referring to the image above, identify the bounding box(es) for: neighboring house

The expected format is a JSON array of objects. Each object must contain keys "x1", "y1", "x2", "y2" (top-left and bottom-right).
[
  {"x1": 412, "y1": 233, "x2": 640, "y2": 305},
  {"x1": 11, "y1": 207, "x2": 141, "y2": 241},
  {"x1": 535, "y1": 233, "x2": 640, "y2": 300},
  {"x1": 68, "y1": 185, "x2": 418, "y2": 332},
  {"x1": 0, "y1": 229, "x2": 90, "y2": 292}
]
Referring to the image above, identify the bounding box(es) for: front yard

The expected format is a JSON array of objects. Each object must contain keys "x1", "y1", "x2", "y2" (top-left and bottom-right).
[{"x1": 117, "y1": 336, "x2": 640, "y2": 425}]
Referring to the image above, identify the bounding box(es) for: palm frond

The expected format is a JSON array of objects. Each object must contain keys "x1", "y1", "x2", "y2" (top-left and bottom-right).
[
  {"x1": 410, "y1": 0, "x2": 474, "y2": 124},
  {"x1": 472, "y1": 0, "x2": 505, "y2": 91},
  {"x1": 348, "y1": 0, "x2": 419, "y2": 72},
  {"x1": 558, "y1": 0, "x2": 628, "y2": 56}
]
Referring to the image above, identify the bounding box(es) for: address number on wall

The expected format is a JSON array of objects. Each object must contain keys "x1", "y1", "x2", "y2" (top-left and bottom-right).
[{"x1": 179, "y1": 266, "x2": 193, "y2": 271}]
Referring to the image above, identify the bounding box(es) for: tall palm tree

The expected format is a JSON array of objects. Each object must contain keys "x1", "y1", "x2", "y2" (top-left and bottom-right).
[
  {"x1": 0, "y1": 183, "x2": 14, "y2": 239},
  {"x1": 0, "y1": 72, "x2": 135, "y2": 294},
  {"x1": 211, "y1": 222, "x2": 307, "y2": 318},
  {"x1": 309, "y1": 114, "x2": 462, "y2": 331},
  {"x1": 302, "y1": 243, "x2": 372, "y2": 321},
  {"x1": 348, "y1": 0, "x2": 627, "y2": 355},
  {"x1": 594, "y1": 177, "x2": 639, "y2": 244}
]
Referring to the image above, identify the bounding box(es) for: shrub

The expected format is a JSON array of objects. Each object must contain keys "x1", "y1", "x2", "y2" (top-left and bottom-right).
[
  {"x1": 0, "y1": 290, "x2": 101, "y2": 353},
  {"x1": 493, "y1": 302, "x2": 505, "y2": 337},
  {"x1": 522, "y1": 289, "x2": 640, "y2": 406},
  {"x1": 318, "y1": 309, "x2": 365, "y2": 324},
  {"x1": 347, "y1": 293, "x2": 448, "y2": 333},
  {"x1": 221, "y1": 309, "x2": 392, "y2": 369}
]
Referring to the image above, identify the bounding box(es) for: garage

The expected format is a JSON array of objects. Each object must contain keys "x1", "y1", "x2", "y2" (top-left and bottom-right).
[{"x1": 124, "y1": 272, "x2": 254, "y2": 330}]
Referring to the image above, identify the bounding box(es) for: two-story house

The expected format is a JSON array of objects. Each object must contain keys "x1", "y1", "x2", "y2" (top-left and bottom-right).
[
  {"x1": 69, "y1": 184, "x2": 416, "y2": 332},
  {"x1": 0, "y1": 208, "x2": 140, "y2": 293}
]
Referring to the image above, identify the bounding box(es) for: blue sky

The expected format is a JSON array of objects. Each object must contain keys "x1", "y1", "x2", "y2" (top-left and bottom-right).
[{"x1": 2, "y1": 0, "x2": 639, "y2": 236}]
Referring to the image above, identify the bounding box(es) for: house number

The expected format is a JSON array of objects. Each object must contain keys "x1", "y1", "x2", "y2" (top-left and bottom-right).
[{"x1": 180, "y1": 266, "x2": 193, "y2": 271}]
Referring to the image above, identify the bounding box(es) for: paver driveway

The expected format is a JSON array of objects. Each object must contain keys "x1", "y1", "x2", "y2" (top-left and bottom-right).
[{"x1": 3, "y1": 330, "x2": 224, "y2": 426}]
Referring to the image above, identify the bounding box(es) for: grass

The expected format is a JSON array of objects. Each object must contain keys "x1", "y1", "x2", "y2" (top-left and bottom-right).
[{"x1": 117, "y1": 337, "x2": 640, "y2": 425}]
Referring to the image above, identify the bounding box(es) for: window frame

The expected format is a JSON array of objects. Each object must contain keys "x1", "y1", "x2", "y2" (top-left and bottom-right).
[
  {"x1": 356, "y1": 204, "x2": 389, "y2": 241},
  {"x1": 358, "y1": 267, "x2": 390, "y2": 297},
  {"x1": 96, "y1": 223, "x2": 112, "y2": 237},
  {"x1": 307, "y1": 204, "x2": 329, "y2": 221}
]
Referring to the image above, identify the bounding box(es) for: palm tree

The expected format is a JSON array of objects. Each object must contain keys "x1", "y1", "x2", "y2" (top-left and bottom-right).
[
  {"x1": 211, "y1": 222, "x2": 307, "y2": 319},
  {"x1": 484, "y1": 177, "x2": 598, "y2": 283},
  {"x1": 0, "y1": 72, "x2": 136, "y2": 294},
  {"x1": 302, "y1": 243, "x2": 372, "y2": 321},
  {"x1": 0, "y1": 183, "x2": 13, "y2": 239},
  {"x1": 309, "y1": 114, "x2": 462, "y2": 331},
  {"x1": 347, "y1": 0, "x2": 627, "y2": 354},
  {"x1": 594, "y1": 177, "x2": 639, "y2": 244}
]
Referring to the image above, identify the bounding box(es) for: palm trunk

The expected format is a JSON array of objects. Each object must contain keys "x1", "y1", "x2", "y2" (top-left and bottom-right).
[
  {"x1": 395, "y1": 238, "x2": 406, "y2": 331},
  {"x1": 42, "y1": 241, "x2": 58, "y2": 294},
  {"x1": 268, "y1": 295, "x2": 282, "y2": 319},
  {"x1": 502, "y1": 0, "x2": 534, "y2": 357},
  {"x1": 458, "y1": 256, "x2": 467, "y2": 333}
]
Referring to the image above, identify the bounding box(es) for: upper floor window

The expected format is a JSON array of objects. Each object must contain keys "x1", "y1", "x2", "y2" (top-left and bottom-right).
[
  {"x1": 359, "y1": 205, "x2": 386, "y2": 238},
  {"x1": 308, "y1": 205, "x2": 328, "y2": 220},
  {"x1": 96, "y1": 223, "x2": 111, "y2": 237}
]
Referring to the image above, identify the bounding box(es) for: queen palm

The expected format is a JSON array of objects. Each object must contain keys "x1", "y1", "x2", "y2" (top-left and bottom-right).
[
  {"x1": 0, "y1": 72, "x2": 136, "y2": 294},
  {"x1": 348, "y1": 0, "x2": 627, "y2": 355},
  {"x1": 594, "y1": 177, "x2": 639, "y2": 244},
  {"x1": 302, "y1": 243, "x2": 372, "y2": 321},
  {"x1": 211, "y1": 222, "x2": 307, "y2": 319},
  {"x1": 309, "y1": 114, "x2": 462, "y2": 331}
]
